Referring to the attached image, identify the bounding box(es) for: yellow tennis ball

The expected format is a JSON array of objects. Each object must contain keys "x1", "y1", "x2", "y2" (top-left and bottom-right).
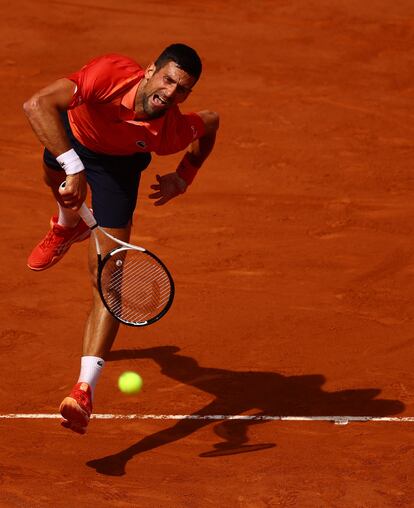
[{"x1": 118, "y1": 371, "x2": 143, "y2": 394}]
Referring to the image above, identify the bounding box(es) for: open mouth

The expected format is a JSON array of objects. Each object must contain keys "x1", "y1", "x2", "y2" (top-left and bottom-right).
[{"x1": 152, "y1": 93, "x2": 168, "y2": 107}]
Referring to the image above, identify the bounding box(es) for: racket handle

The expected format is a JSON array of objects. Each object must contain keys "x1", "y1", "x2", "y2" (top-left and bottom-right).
[
  {"x1": 78, "y1": 203, "x2": 97, "y2": 228},
  {"x1": 59, "y1": 181, "x2": 97, "y2": 228},
  {"x1": 58, "y1": 181, "x2": 97, "y2": 229}
]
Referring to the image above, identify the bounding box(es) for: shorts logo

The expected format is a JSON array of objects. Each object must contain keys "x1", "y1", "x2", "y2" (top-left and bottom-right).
[
  {"x1": 136, "y1": 140, "x2": 147, "y2": 149},
  {"x1": 191, "y1": 125, "x2": 197, "y2": 140}
]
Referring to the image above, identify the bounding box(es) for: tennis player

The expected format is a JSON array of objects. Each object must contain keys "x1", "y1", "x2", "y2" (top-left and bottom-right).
[{"x1": 23, "y1": 44, "x2": 219, "y2": 434}]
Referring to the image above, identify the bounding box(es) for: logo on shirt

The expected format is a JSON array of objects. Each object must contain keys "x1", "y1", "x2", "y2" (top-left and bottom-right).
[
  {"x1": 191, "y1": 125, "x2": 197, "y2": 140},
  {"x1": 136, "y1": 140, "x2": 147, "y2": 149}
]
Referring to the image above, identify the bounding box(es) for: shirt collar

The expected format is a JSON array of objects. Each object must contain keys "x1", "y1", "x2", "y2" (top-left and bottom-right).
[
  {"x1": 119, "y1": 76, "x2": 176, "y2": 134},
  {"x1": 121, "y1": 80, "x2": 141, "y2": 111}
]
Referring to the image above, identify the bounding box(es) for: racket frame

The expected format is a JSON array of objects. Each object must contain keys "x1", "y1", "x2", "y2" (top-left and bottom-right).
[
  {"x1": 97, "y1": 245, "x2": 175, "y2": 326},
  {"x1": 78, "y1": 203, "x2": 175, "y2": 326}
]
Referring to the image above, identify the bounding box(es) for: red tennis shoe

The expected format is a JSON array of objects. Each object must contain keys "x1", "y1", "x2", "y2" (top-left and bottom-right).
[
  {"x1": 27, "y1": 215, "x2": 90, "y2": 271},
  {"x1": 59, "y1": 382, "x2": 93, "y2": 435}
]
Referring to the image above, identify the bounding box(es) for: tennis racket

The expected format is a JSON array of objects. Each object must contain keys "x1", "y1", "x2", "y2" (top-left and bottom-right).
[{"x1": 77, "y1": 203, "x2": 175, "y2": 327}]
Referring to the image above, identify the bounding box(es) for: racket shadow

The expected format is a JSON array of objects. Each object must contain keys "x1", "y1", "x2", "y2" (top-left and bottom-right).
[{"x1": 86, "y1": 346, "x2": 404, "y2": 476}]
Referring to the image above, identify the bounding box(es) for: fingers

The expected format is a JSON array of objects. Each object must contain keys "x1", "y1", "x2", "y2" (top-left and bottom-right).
[
  {"x1": 148, "y1": 189, "x2": 173, "y2": 206},
  {"x1": 60, "y1": 187, "x2": 80, "y2": 206},
  {"x1": 59, "y1": 172, "x2": 87, "y2": 210},
  {"x1": 150, "y1": 175, "x2": 162, "y2": 190},
  {"x1": 148, "y1": 172, "x2": 186, "y2": 206},
  {"x1": 59, "y1": 191, "x2": 83, "y2": 210},
  {"x1": 154, "y1": 195, "x2": 173, "y2": 206},
  {"x1": 148, "y1": 191, "x2": 162, "y2": 199}
]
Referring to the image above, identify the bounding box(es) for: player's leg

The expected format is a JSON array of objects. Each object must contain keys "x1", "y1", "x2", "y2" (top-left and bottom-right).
[
  {"x1": 82, "y1": 223, "x2": 133, "y2": 358},
  {"x1": 60, "y1": 149, "x2": 151, "y2": 434},
  {"x1": 27, "y1": 135, "x2": 91, "y2": 271},
  {"x1": 59, "y1": 223, "x2": 132, "y2": 434}
]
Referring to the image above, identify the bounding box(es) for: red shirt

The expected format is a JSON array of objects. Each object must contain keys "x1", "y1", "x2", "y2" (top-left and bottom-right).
[{"x1": 66, "y1": 54, "x2": 206, "y2": 156}]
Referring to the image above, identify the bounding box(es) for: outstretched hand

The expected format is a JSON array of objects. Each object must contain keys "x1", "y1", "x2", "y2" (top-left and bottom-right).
[{"x1": 149, "y1": 172, "x2": 187, "y2": 206}]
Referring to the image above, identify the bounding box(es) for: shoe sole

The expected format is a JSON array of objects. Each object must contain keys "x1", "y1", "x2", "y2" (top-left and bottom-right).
[
  {"x1": 27, "y1": 229, "x2": 91, "y2": 271},
  {"x1": 61, "y1": 419, "x2": 87, "y2": 435},
  {"x1": 59, "y1": 396, "x2": 90, "y2": 431}
]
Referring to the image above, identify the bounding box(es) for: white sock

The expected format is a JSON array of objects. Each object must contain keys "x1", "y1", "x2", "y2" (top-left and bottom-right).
[
  {"x1": 57, "y1": 202, "x2": 80, "y2": 228},
  {"x1": 78, "y1": 356, "x2": 105, "y2": 398}
]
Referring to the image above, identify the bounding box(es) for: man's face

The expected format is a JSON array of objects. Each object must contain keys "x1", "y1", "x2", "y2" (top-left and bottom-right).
[{"x1": 140, "y1": 61, "x2": 196, "y2": 119}]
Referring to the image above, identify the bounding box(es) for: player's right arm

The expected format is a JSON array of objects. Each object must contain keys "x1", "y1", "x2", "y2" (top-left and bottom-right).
[
  {"x1": 23, "y1": 78, "x2": 87, "y2": 210},
  {"x1": 23, "y1": 78, "x2": 75, "y2": 154}
]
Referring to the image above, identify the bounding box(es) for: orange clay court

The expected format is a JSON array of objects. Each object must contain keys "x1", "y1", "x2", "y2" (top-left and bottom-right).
[{"x1": 1, "y1": 0, "x2": 414, "y2": 506}]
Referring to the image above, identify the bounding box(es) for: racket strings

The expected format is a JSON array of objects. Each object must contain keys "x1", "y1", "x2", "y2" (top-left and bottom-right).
[
  {"x1": 108, "y1": 263, "x2": 170, "y2": 310},
  {"x1": 100, "y1": 249, "x2": 172, "y2": 324},
  {"x1": 105, "y1": 269, "x2": 170, "y2": 321}
]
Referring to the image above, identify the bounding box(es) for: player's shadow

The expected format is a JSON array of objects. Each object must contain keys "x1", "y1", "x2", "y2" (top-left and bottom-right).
[{"x1": 87, "y1": 345, "x2": 404, "y2": 476}]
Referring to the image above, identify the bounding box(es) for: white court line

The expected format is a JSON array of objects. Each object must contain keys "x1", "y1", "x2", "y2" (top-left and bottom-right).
[{"x1": 0, "y1": 414, "x2": 413, "y2": 424}]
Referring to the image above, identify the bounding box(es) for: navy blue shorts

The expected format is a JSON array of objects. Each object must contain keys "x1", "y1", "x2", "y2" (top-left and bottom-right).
[{"x1": 43, "y1": 111, "x2": 152, "y2": 228}]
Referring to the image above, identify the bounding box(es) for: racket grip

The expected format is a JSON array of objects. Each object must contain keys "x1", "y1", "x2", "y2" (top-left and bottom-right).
[
  {"x1": 58, "y1": 181, "x2": 97, "y2": 229},
  {"x1": 78, "y1": 203, "x2": 97, "y2": 228}
]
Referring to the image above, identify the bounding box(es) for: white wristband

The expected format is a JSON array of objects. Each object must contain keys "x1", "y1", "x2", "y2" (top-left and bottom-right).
[{"x1": 56, "y1": 148, "x2": 85, "y2": 175}]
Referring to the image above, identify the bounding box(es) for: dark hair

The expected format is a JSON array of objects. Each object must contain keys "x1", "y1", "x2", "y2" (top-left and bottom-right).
[{"x1": 154, "y1": 43, "x2": 202, "y2": 81}]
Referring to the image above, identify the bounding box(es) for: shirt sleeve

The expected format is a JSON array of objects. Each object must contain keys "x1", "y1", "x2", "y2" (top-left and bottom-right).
[
  {"x1": 66, "y1": 54, "x2": 140, "y2": 109},
  {"x1": 184, "y1": 113, "x2": 207, "y2": 141},
  {"x1": 155, "y1": 110, "x2": 206, "y2": 155}
]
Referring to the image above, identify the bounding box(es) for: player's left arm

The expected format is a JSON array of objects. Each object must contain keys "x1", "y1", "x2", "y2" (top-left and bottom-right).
[
  {"x1": 186, "y1": 109, "x2": 219, "y2": 169},
  {"x1": 149, "y1": 110, "x2": 219, "y2": 206}
]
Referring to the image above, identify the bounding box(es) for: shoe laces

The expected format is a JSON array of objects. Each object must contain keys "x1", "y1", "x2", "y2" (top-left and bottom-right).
[
  {"x1": 39, "y1": 226, "x2": 66, "y2": 250},
  {"x1": 71, "y1": 385, "x2": 92, "y2": 414}
]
